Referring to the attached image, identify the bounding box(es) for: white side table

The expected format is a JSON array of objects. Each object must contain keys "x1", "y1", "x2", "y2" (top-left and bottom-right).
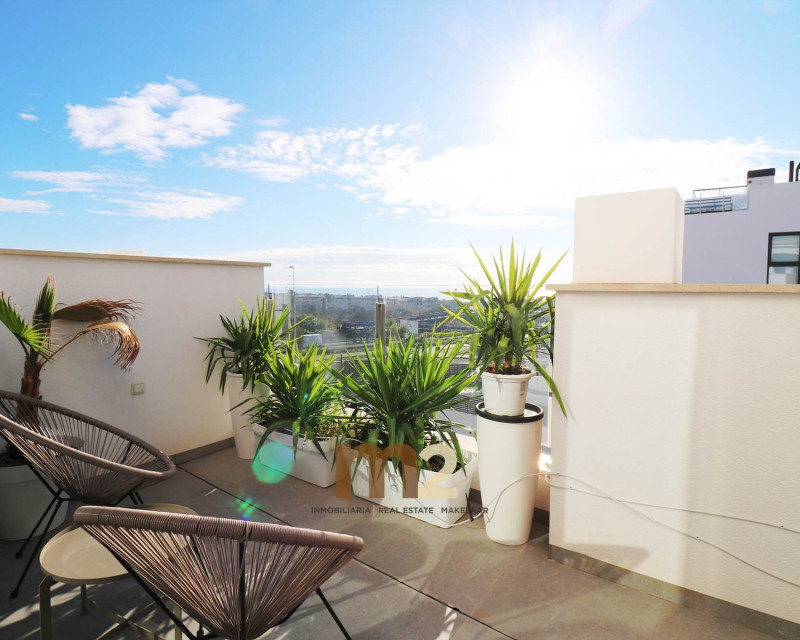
[{"x1": 39, "y1": 503, "x2": 197, "y2": 640}]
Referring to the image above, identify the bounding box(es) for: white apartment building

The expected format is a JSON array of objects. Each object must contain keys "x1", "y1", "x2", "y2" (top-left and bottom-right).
[{"x1": 683, "y1": 165, "x2": 800, "y2": 284}]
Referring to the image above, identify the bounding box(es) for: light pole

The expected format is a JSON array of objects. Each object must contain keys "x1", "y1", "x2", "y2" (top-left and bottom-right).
[{"x1": 289, "y1": 265, "x2": 296, "y2": 343}]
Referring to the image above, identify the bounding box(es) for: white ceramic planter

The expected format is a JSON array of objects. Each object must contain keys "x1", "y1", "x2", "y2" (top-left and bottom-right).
[
  {"x1": 476, "y1": 402, "x2": 543, "y2": 545},
  {"x1": 227, "y1": 373, "x2": 270, "y2": 459},
  {"x1": 252, "y1": 426, "x2": 338, "y2": 488},
  {"x1": 350, "y1": 451, "x2": 478, "y2": 528},
  {"x1": 0, "y1": 463, "x2": 66, "y2": 541},
  {"x1": 481, "y1": 370, "x2": 535, "y2": 416}
]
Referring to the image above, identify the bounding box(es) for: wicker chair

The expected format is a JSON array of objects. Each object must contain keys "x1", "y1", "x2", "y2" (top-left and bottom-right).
[
  {"x1": 0, "y1": 390, "x2": 175, "y2": 597},
  {"x1": 74, "y1": 506, "x2": 365, "y2": 640}
]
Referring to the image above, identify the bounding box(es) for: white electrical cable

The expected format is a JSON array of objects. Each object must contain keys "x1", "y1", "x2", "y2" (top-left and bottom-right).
[
  {"x1": 546, "y1": 471, "x2": 800, "y2": 590},
  {"x1": 548, "y1": 473, "x2": 800, "y2": 535}
]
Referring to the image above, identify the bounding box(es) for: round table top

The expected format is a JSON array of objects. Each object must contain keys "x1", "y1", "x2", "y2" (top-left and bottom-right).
[{"x1": 40, "y1": 503, "x2": 197, "y2": 585}]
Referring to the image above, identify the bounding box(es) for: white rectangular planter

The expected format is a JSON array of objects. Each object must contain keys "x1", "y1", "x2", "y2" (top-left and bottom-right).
[
  {"x1": 253, "y1": 427, "x2": 337, "y2": 488},
  {"x1": 350, "y1": 451, "x2": 478, "y2": 528}
]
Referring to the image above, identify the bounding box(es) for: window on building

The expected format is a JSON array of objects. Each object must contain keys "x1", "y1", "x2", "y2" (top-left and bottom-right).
[{"x1": 767, "y1": 232, "x2": 800, "y2": 284}]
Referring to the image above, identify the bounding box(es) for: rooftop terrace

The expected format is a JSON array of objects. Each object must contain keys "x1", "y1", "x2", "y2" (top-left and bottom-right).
[{"x1": 0, "y1": 446, "x2": 778, "y2": 640}]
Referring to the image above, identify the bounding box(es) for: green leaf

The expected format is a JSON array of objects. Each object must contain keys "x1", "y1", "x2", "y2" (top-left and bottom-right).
[{"x1": 0, "y1": 293, "x2": 48, "y2": 358}]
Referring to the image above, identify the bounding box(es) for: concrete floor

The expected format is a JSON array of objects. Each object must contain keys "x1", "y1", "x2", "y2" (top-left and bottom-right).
[{"x1": 0, "y1": 447, "x2": 780, "y2": 639}]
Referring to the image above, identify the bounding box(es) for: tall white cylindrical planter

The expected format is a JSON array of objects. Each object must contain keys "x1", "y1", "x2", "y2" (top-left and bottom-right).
[
  {"x1": 227, "y1": 373, "x2": 269, "y2": 459},
  {"x1": 477, "y1": 402, "x2": 543, "y2": 545}
]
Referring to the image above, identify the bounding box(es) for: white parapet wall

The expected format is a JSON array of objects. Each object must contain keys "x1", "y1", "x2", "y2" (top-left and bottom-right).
[
  {"x1": 0, "y1": 248, "x2": 268, "y2": 456},
  {"x1": 574, "y1": 188, "x2": 684, "y2": 284},
  {"x1": 549, "y1": 283, "x2": 800, "y2": 625}
]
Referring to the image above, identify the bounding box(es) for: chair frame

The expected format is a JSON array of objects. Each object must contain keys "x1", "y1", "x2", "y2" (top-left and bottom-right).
[
  {"x1": 0, "y1": 390, "x2": 175, "y2": 597},
  {"x1": 75, "y1": 506, "x2": 364, "y2": 640}
]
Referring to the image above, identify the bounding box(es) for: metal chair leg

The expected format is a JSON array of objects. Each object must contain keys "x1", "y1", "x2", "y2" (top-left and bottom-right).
[
  {"x1": 316, "y1": 588, "x2": 352, "y2": 640},
  {"x1": 10, "y1": 497, "x2": 64, "y2": 598},
  {"x1": 15, "y1": 493, "x2": 61, "y2": 558}
]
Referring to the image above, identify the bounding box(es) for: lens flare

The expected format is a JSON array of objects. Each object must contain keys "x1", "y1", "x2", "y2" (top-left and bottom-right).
[
  {"x1": 236, "y1": 496, "x2": 257, "y2": 520},
  {"x1": 252, "y1": 440, "x2": 293, "y2": 483}
]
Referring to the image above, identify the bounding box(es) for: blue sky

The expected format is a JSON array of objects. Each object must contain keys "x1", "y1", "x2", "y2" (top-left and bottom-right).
[{"x1": 2, "y1": 0, "x2": 799, "y2": 292}]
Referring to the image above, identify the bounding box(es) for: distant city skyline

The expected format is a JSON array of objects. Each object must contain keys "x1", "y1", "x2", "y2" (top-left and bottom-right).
[{"x1": 2, "y1": 1, "x2": 799, "y2": 291}]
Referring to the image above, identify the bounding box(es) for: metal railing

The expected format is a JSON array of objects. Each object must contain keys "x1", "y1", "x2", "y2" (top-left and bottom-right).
[{"x1": 684, "y1": 185, "x2": 748, "y2": 214}]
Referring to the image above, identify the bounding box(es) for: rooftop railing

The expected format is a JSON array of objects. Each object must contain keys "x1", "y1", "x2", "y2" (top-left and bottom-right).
[{"x1": 684, "y1": 185, "x2": 748, "y2": 214}]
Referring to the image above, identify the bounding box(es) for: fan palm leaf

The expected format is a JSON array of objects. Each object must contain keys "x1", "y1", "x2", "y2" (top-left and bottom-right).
[
  {"x1": 0, "y1": 277, "x2": 141, "y2": 463},
  {"x1": 55, "y1": 321, "x2": 140, "y2": 371},
  {"x1": 1, "y1": 277, "x2": 141, "y2": 394},
  {"x1": 0, "y1": 293, "x2": 48, "y2": 359},
  {"x1": 53, "y1": 298, "x2": 140, "y2": 322}
]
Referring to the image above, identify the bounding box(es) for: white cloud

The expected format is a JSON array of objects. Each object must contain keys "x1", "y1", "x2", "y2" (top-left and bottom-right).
[
  {"x1": 18, "y1": 113, "x2": 38, "y2": 122},
  {"x1": 196, "y1": 243, "x2": 571, "y2": 290},
  {"x1": 207, "y1": 122, "x2": 781, "y2": 228},
  {"x1": 92, "y1": 189, "x2": 244, "y2": 219},
  {"x1": 165, "y1": 76, "x2": 198, "y2": 91},
  {"x1": 207, "y1": 124, "x2": 410, "y2": 182},
  {"x1": 0, "y1": 197, "x2": 51, "y2": 214},
  {"x1": 255, "y1": 116, "x2": 289, "y2": 128},
  {"x1": 428, "y1": 212, "x2": 566, "y2": 229},
  {"x1": 67, "y1": 78, "x2": 245, "y2": 161},
  {"x1": 11, "y1": 170, "x2": 137, "y2": 194},
  {"x1": 11, "y1": 167, "x2": 243, "y2": 220}
]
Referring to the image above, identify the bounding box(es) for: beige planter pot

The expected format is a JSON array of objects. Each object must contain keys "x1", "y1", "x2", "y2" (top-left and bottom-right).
[
  {"x1": 351, "y1": 451, "x2": 478, "y2": 528},
  {"x1": 0, "y1": 463, "x2": 66, "y2": 541},
  {"x1": 227, "y1": 373, "x2": 270, "y2": 459},
  {"x1": 481, "y1": 370, "x2": 535, "y2": 416}
]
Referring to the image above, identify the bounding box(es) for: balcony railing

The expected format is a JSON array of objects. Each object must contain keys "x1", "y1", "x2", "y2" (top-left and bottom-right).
[{"x1": 684, "y1": 185, "x2": 748, "y2": 214}]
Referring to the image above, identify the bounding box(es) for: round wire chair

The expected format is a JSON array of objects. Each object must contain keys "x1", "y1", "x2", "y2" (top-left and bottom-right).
[
  {"x1": 75, "y1": 506, "x2": 364, "y2": 640},
  {"x1": 0, "y1": 389, "x2": 176, "y2": 597}
]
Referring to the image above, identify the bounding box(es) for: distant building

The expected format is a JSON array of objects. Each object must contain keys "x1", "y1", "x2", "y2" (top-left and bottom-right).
[
  {"x1": 398, "y1": 318, "x2": 419, "y2": 337},
  {"x1": 683, "y1": 166, "x2": 800, "y2": 284}
]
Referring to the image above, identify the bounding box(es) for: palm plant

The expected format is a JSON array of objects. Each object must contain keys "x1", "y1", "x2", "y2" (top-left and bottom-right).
[
  {"x1": 331, "y1": 335, "x2": 477, "y2": 472},
  {"x1": 442, "y1": 241, "x2": 566, "y2": 414},
  {"x1": 0, "y1": 277, "x2": 140, "y2": 463},
  {"x1": 249, "y1": 343, "x2": 342, "y2": 459},
  {"x1": 199, "y1": 298, "x2": 294, "y2": 394}
]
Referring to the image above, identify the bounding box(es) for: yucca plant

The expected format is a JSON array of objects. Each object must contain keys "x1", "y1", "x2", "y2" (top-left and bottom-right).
[
  {"x1": 250, "y1": 343, "x2": 342, "y2": 459},
  {"x1": 0, "y1": 277, "x2": 141, "y2": 463},
  {"x1": 331, "y1": 335, "x2": 477, "y2": 473},
  {"x1": 199, "y1": 297, "x2": 294, "y2": 394},
  {"x1": 442, "y1": 242, "x2": 566, "y2": 414}
]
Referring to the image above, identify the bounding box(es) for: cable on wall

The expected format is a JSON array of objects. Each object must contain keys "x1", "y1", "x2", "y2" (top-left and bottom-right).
[{"x1": 546, "y1": 471, "x2": 800, "y2": 590}]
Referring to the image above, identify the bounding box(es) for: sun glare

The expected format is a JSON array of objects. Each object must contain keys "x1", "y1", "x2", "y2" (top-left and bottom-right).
[{"x1": 495, "y1": 61, "x2": 603, "y2": 144}]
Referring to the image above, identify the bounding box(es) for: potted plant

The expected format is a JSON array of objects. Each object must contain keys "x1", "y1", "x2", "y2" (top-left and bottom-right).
[
  {"x1": 198, "y1": 298, "x2": 294, "y2": 459},
  {"x1": 331, "y1": 335, "x2": 479, "y2": 527},
  {"x1": 0, "y1": 276, "x2": 140, "y2": 539},
  {"x1": 443, "y1": 242, "x2": 567, "y2": 544},
  {"x1": 442, "y1": 241, "x2": 566, "y2": 416},
  {"x1": 249, "y1": 343, "x2": 344, "y2": 488}
]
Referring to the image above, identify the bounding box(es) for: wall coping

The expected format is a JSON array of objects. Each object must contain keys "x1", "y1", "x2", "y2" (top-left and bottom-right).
[
  {"x1": 0, "y1": 247, "x2": 269, "y2": 268},
  {"x1": 548, "y1": 283, "x2": 800, "y2": 294}
]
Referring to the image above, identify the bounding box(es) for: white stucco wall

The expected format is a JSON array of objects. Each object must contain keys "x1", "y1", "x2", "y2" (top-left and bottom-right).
[
  {"x1": 683, "y1": 180, "x2": 800, "y2": 284},
  {"x1": 573, "y1": 188, "x2": 684, "y2": 284},
  {"x1": 0, "y1": 249, "x2": 267, "y2": 456},
  {"x1": 549, "y1": 284, "x2": 800, "y2": 624}
]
